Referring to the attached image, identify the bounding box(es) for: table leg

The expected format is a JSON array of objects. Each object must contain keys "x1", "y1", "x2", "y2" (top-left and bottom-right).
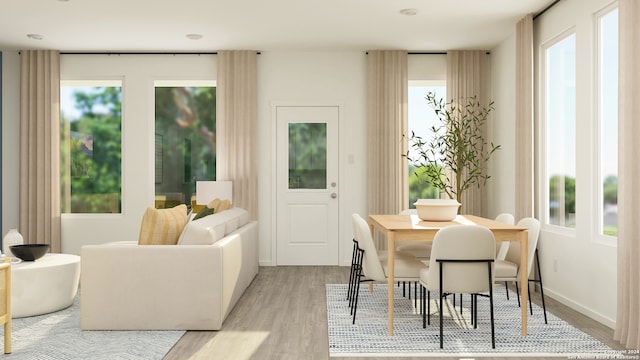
[
  {"x1": 387, "y1": 231, "x2": 395, "y2": 336},
  {"x1": 519, "y1": 230, "x2": 529, "y2": 336}
]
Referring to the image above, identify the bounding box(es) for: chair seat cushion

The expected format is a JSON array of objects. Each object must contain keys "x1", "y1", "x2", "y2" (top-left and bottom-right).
[
  {"x1": 494, "y1": 260, "x2": 518, "y2": 279},
  {"x1": 395, "y1": 241, "x2": 431, "y2": 259},
  {"x1": 381, "y1": 257, "x2": 427, "y2": 279}
]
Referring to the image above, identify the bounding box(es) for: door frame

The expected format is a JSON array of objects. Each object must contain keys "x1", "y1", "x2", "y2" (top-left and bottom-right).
[{"x1": 270, "y1": 100, "x2": 344, "y2": 266}]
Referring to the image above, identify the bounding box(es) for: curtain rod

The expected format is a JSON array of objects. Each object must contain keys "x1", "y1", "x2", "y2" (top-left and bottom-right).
[
  {"x1": 533, "y1": 0, "x2": 561, "y2": 20},
  {"x1": 57, "y1": 51, "x2": 261, "y2": 55},
  {"x1": 408, "y1": 51, "x2": 490, "y2": 55}
]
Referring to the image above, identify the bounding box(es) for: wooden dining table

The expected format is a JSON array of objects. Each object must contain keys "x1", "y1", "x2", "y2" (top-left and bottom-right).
[{"x1": 368, "y1": 214, "x2": 529, "y2": 336}]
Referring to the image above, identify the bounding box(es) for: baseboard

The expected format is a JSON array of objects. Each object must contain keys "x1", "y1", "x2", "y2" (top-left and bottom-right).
[{"x1": 544, "y1": 288, "x2": 616, "y2": 329}]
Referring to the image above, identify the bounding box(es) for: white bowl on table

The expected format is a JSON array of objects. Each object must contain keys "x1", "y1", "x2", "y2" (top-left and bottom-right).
[{"x1": 413, "y1": 199, "x2": 461, "y2": 221}]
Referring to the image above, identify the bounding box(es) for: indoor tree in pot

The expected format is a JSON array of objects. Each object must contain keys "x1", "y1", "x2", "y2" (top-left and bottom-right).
[{"x1": 405, "y1": 91, "x2": 500, "y2": 219}]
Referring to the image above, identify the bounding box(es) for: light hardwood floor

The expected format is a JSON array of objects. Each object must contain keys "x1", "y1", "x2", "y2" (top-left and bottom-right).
[{"x1": 163, "y1": 266, "x2": 625, "y2": 360}]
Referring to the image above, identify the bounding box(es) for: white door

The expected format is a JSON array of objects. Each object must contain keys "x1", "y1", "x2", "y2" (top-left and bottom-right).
[{"x1": 276, "y1": 105, "x2": 340, "y2": 265}]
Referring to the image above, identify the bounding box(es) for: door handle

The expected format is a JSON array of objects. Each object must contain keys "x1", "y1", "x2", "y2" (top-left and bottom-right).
[{"x1": 331, "y1": 193, "x2": 337, "y2": 199}]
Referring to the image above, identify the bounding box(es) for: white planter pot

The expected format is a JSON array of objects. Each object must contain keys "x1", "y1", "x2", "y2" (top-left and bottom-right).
[{"x1": 413, "y1": 199, "x2": 461, "y2": 221}]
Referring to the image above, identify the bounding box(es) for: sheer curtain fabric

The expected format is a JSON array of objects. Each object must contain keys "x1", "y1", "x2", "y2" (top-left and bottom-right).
[
  {"x1": 366, "y1": 50, "x2": 408, "y2": 221},
  {"x1": 216, "y1": 50, "x2": 259, "y2": 220},
  {"x1": 615, "y1": 0, "x2": 640, "y2": 349},
  {"x1": 19, "y1": 50, "x2": 61, "y2": 253},
  {"x1": 515, "y1": 14, "x2": 535, "y2": 220},
  {"x1": 446, "y1": 51, "x2": 489, "y2": 216}
]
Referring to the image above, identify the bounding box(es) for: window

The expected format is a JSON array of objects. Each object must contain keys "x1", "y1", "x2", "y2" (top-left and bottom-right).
[
  {"x1": 407, "y1": 81, "x2": 446, "y2": 207},
  {"x1": 60, "y1": 81, "x2": 122, "y2": 214},
  {"x1": 597, "y1": 6, "x2": 618, "y2": 237},
  {"x1": 154, "y1": 81, "x2": 216, "y2": 209},
  {"x1": 544, "y1": 33, "x2": 576, "y2": 228}
]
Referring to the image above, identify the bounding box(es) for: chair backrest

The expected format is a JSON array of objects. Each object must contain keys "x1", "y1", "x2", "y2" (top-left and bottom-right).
[
  {"x1": 495, "y1": 213, "x2": 515, "y2": 225},
  {"x1": 494, "y1": 213, "x2": 515, "y2": 260},
  {"x1": 426, "y1": 225, "x2": 496, "y2": 294},
  {"x1": 399, "y1": 209, "x2": 417, "y2": 215},
  {"x1": 351, "y1": 214, "x2": 386, "y2": 281},
  {"x1": 504, "y1": 217, "x2": 541, "y2": 277}
]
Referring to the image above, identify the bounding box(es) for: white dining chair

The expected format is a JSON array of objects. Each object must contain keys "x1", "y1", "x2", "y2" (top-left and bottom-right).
[
  {"x1": 395, "y1": 209, "x2": 432, "y2": 259},
  {"x1": 494, "y1": 213, "x2": 515, "y2": 261},
  {"x1": 419, "y1": 224, "x2": 497, "y2": 349},
  {"x1": 494, "y1": 217, "x2": 547, "y2": 323},
  {"x1": 350, "y1": 213, "x2": 427, "y2": 324}
]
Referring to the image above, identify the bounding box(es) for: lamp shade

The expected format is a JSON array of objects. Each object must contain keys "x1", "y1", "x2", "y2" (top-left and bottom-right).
[{"x1": 196, "y1": 181, "x2": 233, "y2": 205}]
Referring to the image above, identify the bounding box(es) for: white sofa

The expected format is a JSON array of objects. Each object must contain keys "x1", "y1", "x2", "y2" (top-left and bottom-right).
[{"x1": 80, "y1": 207, "x2": 258, "y2": 330}]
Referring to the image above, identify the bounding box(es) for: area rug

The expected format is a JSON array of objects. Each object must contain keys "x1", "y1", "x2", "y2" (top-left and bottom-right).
[
  {"x1": 327, "y1": 283, "x2": 616, "y2": 357},
  {"x1": 1, "y1": 295, "x2": 184, "y2": 360}
]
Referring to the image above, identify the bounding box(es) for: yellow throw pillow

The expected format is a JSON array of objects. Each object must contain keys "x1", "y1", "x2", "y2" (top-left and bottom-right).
[
  {"x1": 138, "y1": 204, "x2": 188, "y2": 245},
  {"x1": 214, "y1": 199, "x2": 231, "y2": 213}
]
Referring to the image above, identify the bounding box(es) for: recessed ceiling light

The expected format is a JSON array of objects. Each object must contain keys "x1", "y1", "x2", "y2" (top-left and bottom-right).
[
  {"x1": 27, "y1": 34, "x2": 44, "y2": 40},
  {"x1": 400, "y1": 8, "x2": 418, "y2": 16},
  {"x1": 186, "y1": 34, "x2": 203, "y2": 40}
]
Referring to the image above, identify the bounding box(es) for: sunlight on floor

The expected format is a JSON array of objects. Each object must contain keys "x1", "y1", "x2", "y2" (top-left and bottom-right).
[{"x1": 186, "y1": 331, "x2": 269, "y2": 360}]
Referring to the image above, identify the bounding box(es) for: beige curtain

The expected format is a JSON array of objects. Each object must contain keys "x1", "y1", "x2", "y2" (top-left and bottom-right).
[
  {"x1": 615, "y1": 0, "x2": 640, "y2": 349},
  {"x1": 366, "y1": 51, "x2": 408, "y2": 218},
  {"x1": 515, "y1": 15, "x2": 535, "y2": 220},
  {"x1": 19, "y1": 50, "x2": 61, "y2": 252},
  {"x1": 446, "y1": 50, "x2": 488, "y2": 216},
  {"x1": 216, "y1": 51, "x2": 259, "y2": 220}
]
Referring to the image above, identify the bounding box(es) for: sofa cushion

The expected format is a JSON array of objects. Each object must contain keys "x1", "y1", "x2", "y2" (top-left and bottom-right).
[
  {"x1": 177, "y1": 213, "x2": 227, "y2": 245},
  {"x1": 138, "y1": 204, "x2": 188, "y2": 245}
]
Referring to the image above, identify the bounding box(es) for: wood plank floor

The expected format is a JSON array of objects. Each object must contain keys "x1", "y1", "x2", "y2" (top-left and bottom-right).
[{"x1": 163, "y1": 266, "x2": 625, "y2": 360}]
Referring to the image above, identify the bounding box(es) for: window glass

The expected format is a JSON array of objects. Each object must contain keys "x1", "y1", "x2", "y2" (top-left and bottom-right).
[
  {"x1": 154, "y1": 83, "x2": 216, "y2": 209},
  {"x1": 408, "y1": 81, "x2": 446, "y2": 207},
  {"x1": 545, "y1": 34, "x2": 576, "y2": 228},
  {"x1": 60, "y1": 81, "x2": 122, "y2": 213},
  {"x1": 288, "y1": 122, "x2": 327, "y2": 189},
  {"x1": 598, "y1": 7, "x2": 618, "y2": 237}
]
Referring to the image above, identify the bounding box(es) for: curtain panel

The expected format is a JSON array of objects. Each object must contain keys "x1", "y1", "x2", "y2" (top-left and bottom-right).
[
  {"x1": 366, "y1": 51, "x2": 408, "y2": 220},
  {"x1": 446, "y1": 50, "x2": 489, "y2": 216},
  {"x1": 615, "y1": 0, "x2": 640, "y2": 349},
  {"x1": 19, "y1": 50, "x2": 61, "y2": 252},
  {"x1": 216, "y1": 50, "x2": 259, "y2": 220},
  {"x1": 515, "y1": 14, "x2": 535, "y2": 220}
]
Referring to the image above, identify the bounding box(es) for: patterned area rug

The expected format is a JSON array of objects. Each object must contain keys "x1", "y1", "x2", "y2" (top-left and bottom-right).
[
  {"x1": 1, "y1": 294, "x2": 184, "y2": 360},
  {"x1": 327, "y1": 283, "x2": 614, "y2": 357}
]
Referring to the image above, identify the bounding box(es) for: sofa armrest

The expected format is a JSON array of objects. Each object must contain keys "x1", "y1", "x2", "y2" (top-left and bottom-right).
[{"x1": 81, "y1": 242, "x2": 226, "y2": 330}]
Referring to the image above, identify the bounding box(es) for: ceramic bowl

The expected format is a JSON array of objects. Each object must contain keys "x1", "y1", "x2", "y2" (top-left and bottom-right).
[{"x1": 10, "y1": 244, "x2": 50, "y2": 261}]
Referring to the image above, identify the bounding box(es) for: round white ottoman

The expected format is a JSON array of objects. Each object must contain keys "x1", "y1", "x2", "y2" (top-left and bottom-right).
[{"x1": 12, "y1": 253, "x2": 81, "y2": 318}]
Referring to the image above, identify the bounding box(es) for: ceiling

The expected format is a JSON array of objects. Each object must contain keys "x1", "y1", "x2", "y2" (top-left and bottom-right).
[{"x1": 1, "y1": 0, "x2": 555, "y2": 53}]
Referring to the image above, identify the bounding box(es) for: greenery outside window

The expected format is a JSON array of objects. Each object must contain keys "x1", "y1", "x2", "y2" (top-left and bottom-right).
[
  {"x1": 154, "y1": 81, "x2": 216, "y2": 210},
  {"x1": 60, "y1": 81, "x2": 122, "y2": 214}
]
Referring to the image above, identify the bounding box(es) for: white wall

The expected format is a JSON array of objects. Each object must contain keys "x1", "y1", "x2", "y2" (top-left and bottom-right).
[
  {"x1": 490, "y1": 0, "x2": 618, "y2": 328},
  {"x1": 488, "y1": 34, "x2": 517, "y2": 219},
  {"x1": 258, "y1": 51, "x2": 368, "y2": 266}
]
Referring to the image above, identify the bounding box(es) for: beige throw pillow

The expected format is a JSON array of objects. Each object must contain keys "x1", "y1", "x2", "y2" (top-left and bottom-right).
[{"x1": 138, "y1": 204, "x2": 188, "y2": 245}]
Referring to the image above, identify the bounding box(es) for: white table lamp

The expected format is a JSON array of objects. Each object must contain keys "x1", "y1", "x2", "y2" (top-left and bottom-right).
[{"x1": 196, "y1": 181, "x2": 233, "y2": 205}]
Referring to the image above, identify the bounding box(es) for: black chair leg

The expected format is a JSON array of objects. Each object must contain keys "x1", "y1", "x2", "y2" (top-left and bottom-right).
[
  {"x1": 515, "y1": 281, "x2": 521, "y2": 307},
  {"x1": 488, "y1": 264, "x2": 496, "y2": 349},
  {"x1": 532, "y1": 250, "x2": 548, "y2": 324},
  {"x1": 504, "y1": 281, "x2": 509, "y2": 299},
  {"x1": 422, "y1": 286, "x2": 427, "y2": 328}
]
